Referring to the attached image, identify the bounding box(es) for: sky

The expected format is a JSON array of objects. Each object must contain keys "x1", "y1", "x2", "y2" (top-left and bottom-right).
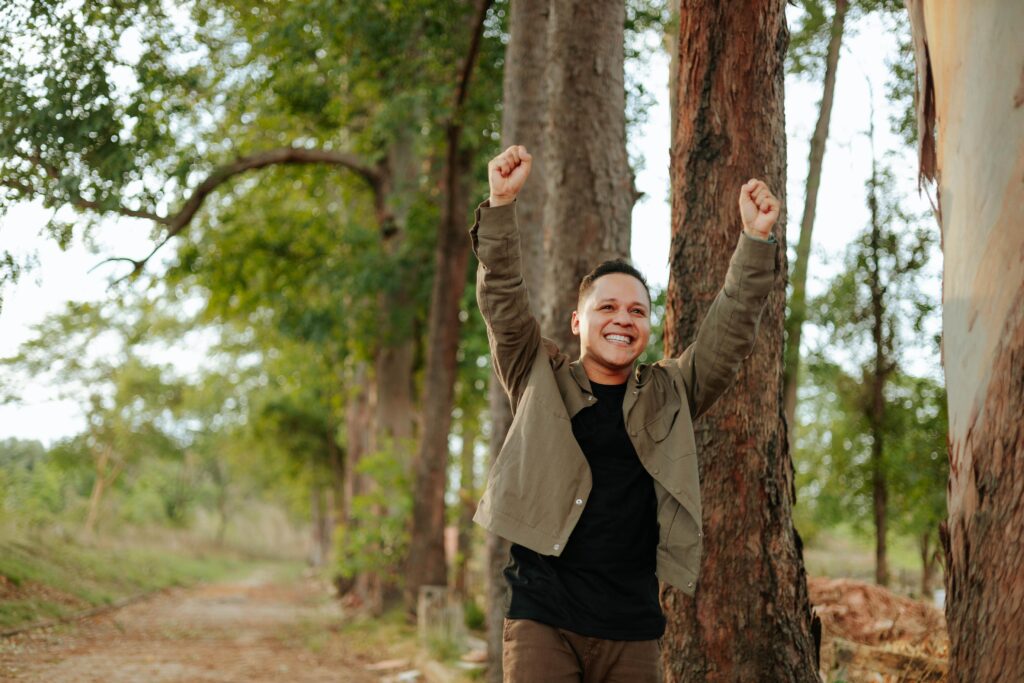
[{"x1": 0, "y1": 11, "x2": 939, "y2": 445}]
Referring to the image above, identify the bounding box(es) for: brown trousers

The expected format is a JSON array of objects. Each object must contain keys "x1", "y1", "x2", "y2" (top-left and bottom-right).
[{"x1": 502, "y1": 618, "x2": 663, "y2": 683}]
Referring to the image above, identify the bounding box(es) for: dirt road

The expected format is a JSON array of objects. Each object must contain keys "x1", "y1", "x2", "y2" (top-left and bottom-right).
[{"x1": 0, "y1": 568, "x2": 414, "y2": 682}]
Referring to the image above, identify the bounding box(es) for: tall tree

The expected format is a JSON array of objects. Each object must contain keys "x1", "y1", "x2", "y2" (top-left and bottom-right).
[
  {"x1": 661, "y1": 2, "x2": 819, "y2": 680},
  {"x1": 406, "y1": 0, "x2": 497, "y2": 599},
  {"x1": 539, "y1": 0, "x2": 636, "y2": 356},
  {"x1": 803, "y1": 154, "x2": 936, "y2": 587},
  {"x1": 782, "y1": 0, "x2": 849, "y2": 434},
  {"x1": 906, "y1": 2, "x2": 1024, "y2": 680},
  {"x1": 484, "y1": 0, "x2": 550, "y2": 678}
]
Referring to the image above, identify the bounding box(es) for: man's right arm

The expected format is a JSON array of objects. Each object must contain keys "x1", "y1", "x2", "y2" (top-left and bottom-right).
[{"x1": 471, "y1": 199, "x2": 541, "y2": 412}]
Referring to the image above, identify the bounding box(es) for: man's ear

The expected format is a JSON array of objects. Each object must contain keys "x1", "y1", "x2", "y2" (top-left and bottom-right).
[{"x1": 570, "y1": 311, "x2": 580, "y2": 336}]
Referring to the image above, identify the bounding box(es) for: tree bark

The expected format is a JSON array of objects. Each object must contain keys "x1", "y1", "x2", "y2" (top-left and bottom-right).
[
  {"x1": 484, "y1": 0, "x2": 550, "y2": 678},
  {"x1": 661, "y1": 2, "x2": 819, "y2": 680},
  {"x1": 919, "y1": 530, "x2": 935, "y2": 598},
  {"x1": 540, "y1": 0, "x2": 634, "y2": 356},
  {"x1": 454, "y1": 423, "x2": 477, "y2": 598},
  {"x1": 83, "y1": 444, "x2": 123, "y2": 538},
  {"x1": 406, "y1": 0, "x2": 493, "y2": 604},
  {"x1": 782, "y1": 0, "x2": 849, "y2": 435},
  {"x1": 484, "y1": 378, "x2": 513, "y2": 683},
  {"x1": 907, "y1": 3, "x2": 1024, "y2": 681}
]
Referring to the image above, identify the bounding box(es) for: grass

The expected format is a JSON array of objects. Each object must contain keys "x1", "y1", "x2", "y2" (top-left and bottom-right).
[
  {"x1": 801, "y1": 524, "x2": 930, "y2": 596},
  {"x1": 0, "y1": 531, "x2": 271, "y2": 631}
]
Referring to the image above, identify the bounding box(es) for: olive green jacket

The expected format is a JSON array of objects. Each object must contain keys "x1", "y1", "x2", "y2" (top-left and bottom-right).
[{"x1": 470, "y1": 200, "x2": 778, "y2": 595}]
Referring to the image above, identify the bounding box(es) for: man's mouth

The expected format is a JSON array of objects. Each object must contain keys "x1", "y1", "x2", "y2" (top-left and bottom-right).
[{"x1": 604, "y1": 333, "x2": 633, "y2": 346}]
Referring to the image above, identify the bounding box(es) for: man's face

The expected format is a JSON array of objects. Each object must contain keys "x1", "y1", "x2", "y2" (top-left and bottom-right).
[{"x1": 571, "y1": 273, "x2": 652, "y2": 376}]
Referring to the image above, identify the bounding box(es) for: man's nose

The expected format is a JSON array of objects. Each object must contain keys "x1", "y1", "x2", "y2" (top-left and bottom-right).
[{"x1": 612, "y1": 308, "x2": 633, "y2": 326}]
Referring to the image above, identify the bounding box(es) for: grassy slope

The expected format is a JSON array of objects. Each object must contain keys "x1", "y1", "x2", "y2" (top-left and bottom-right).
[{"x1": 0, "y1": 535, "x2": 283, "y2": 630}]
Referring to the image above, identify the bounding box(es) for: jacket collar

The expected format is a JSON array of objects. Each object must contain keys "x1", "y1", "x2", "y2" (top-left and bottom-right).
[
  {"x1": 569, "y1": 358, "x2": 648, "y2": 393},
  {"x1": 568, "y1": 359, "x2": 646, "y2": 425}
]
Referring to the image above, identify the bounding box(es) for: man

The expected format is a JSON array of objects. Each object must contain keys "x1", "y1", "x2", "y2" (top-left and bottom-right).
[{"x1": 471, "y1": 145, "x2": 780, "y2": 682}]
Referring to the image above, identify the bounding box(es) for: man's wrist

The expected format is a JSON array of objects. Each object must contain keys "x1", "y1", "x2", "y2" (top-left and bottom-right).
[
  {"x1": 488, "y1": 194, "x2": 516, "y2": 208},
  {"x1": 742, "y1": 226, "x2": 773, "y2": 241}
]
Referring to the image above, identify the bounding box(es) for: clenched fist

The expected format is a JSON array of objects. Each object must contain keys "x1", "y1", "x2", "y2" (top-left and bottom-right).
[
  {"x1": 739, "y1": 179, "x2": 780, "y2": 239},
  {"x1": 488, "y1": 145, "x2": 532, "y2": 207}
]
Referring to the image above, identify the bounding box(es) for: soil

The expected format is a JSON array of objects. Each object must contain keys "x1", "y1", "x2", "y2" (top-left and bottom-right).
[{"x1": 0, "y1": 568, "x2": 414, "y2": 682}]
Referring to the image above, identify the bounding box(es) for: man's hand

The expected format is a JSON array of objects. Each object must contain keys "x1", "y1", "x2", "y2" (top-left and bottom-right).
[
  {"x1": 739, "y1": 179, "x2": 780, "y2": 239},
  {"x1": 488, "y1": 145, "x2": 532, "y2": 207}
]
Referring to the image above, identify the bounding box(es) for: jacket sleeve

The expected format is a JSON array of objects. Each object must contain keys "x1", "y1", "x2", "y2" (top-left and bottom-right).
[
  {"x1": 671, "y1": 231, "x2": 779, "y2": 420},
  {"x1": 470, "y1": 199, "x2": 542, "y2": 413}
]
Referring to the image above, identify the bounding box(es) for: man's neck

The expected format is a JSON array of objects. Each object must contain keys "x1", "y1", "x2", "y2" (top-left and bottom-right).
[{"x1": 580, "y1": 355, "x2": 631, "y2": 385}]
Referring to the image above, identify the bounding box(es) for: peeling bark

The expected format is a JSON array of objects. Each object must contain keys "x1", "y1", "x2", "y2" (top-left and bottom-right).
[{"x1": 906, "y1": 3, "x2": 1024, "y2": 680}]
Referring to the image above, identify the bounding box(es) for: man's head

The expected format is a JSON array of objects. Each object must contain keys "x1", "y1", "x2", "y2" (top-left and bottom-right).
[{"x1": 571, "y1": 260, "x2": 652, "y2": 381}]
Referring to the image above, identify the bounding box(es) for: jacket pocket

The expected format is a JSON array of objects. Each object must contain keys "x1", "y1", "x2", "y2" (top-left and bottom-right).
[
  {"x1": 643, "y1": 391, "x2": 681, "y2": 442},
  {"x1": 665, "y1": 504, "x2": 702, "y2": 569}
]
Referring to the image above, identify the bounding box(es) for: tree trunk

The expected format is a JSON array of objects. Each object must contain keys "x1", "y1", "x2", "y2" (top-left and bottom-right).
[
  {"x1": 906, "y1": 3, "x2": 1024, "y2": 681},
  {"x1": 375, "y1": 128, "x2": 420, "y2": 459},
  {"x1": 344, "y1": 363, "x2": 382, "y2": 612},
  {"x1": 484, "y1": 1, "x2": 550, "y2": 676},
  {"x1": 406, "y1": 146, "x2": 473, "y2": 598},
  {"x1": 83, "y1": 444, "x2": 123, "y2": 538},
  {"x1": 406, "y1": 0, "x2": 493, "y2": 604},
  {"x1": 484, "y1": 377, "x2": 513, "y2": 683},
  {"x1": 919, "y1": 530, "x2": 935, "y2": 598},
  {"x1": 782, "y1": 0, "x2": 849, "y2": 435},
  {"x1": 866, "y1": 152, "x2": 889, "y2": 587},
  {"x1": 540, "y1": 0, "x2": 634, "y2": 356},
  {"x1": 327, "y1": 420, "x2": 346, "y2": 540},
  {"x1": 454, "y1": 423, "x2": 477, "y2": 598},
  {"x1": 661, "y1": 2, "x2": 819, "y2": 681}
]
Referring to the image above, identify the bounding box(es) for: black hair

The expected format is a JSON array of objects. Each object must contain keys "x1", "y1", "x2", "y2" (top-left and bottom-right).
[{"x1": 577, "y1": 259, "x2": 651, "y2": 308}]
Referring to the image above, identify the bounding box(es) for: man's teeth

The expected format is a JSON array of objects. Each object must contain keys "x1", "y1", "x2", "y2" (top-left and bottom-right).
[{"x1": 606, "y1": 334, "x2": 631, "y2": 344}]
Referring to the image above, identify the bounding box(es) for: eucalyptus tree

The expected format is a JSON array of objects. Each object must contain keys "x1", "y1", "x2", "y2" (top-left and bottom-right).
[{"x1": 907, "y1": 3, "x2": 1024, "y2": 679}]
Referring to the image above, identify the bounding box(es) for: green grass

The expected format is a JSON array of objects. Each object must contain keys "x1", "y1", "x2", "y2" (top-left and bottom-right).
[{"x1": 0, "y1": 534, "x2": 260, "y2": 631}]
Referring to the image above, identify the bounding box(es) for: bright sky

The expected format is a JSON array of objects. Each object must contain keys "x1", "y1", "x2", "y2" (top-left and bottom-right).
[{"x1": 0, "y1": 12, "x2": 938, "y2": 445}]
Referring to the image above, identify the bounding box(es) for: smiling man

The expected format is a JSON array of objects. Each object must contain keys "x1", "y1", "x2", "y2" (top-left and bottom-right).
[{"x1": 471, "y1": 145, "x2": 780, "y2": 682}]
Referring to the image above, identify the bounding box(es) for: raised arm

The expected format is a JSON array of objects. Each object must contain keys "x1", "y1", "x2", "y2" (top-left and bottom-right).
[
  {"x1": 672, "y1": 179, "x2": 781, "y2": 419},
  {"x1": 471, "y1": 146, "x2": 541, "y2": 412}
]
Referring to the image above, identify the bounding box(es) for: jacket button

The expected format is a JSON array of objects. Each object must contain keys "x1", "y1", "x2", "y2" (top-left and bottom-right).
[
  {"x1": 687, "y1": 582, "x2": 694, "y2": 588},
  {"x1": 587, "y1": 395, "x2": 595, "y2": 401},
  {"x1": 652, "y1": 467, "x2": 660, "y2": 475},
  {"x1": 632, "y1": 390, "x2": 638, "y2": 395},
  {"x1": 575, "y1": 498, "x2": 583, "y2": 505},
  {"x1": 553, "y1": 543, "x2": 561, "y2": 551}
]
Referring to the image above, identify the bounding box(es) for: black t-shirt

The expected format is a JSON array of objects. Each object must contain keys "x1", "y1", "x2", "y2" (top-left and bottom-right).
[{"x1": 503, "y1": 379, "x2": 665, "y2": 640}]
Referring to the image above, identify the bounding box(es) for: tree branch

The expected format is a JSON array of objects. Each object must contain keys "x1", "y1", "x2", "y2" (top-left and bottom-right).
[{"x1": 88, "y1": 146, "x2": 386, "y2": 282}]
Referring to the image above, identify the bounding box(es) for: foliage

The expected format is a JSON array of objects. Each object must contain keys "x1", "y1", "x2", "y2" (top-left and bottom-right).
[
  {"x1": 793, "y1": 159, "x2": 944, "y2": 551},
  {"x1": 787, "y1": 0, "x2": 905, "y2": 81},
  {"x1": 333, "y1": 440, "x2": 413, "y2": 584},
  {"x1": 793, "y1": 362, "x2": 947, "y2": 544}
]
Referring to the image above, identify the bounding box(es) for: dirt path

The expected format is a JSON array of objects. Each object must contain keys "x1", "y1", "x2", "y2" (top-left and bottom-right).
[{"x1": 0, "y1": 568, "x2": 414, "y2": 682}]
